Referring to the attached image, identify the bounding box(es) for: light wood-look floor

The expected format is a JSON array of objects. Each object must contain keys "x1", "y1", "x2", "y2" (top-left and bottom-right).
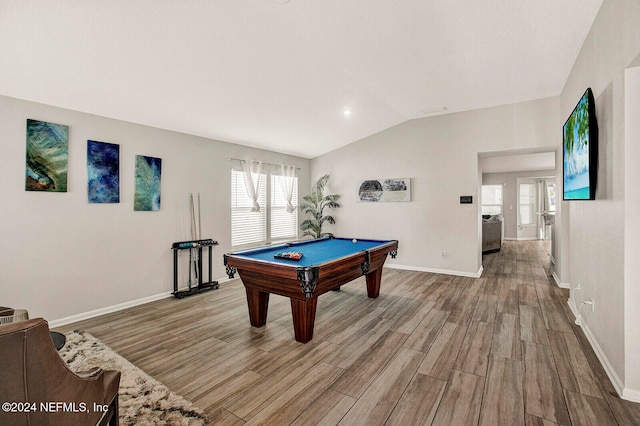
[{"x1": 56, "y1": 240, "x2": 640, "y2": 425}]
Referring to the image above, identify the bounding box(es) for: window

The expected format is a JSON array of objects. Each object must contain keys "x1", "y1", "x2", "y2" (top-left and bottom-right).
[
  {"x1": 546, "y1": 182, "x2": 557, "y2": 212},
  {"x1": 481, "y1": 184, "x2": 503, "y2": 215},
  {"x1": 519, "y1": 183, "x2": 535, "y2": 225},
  {"x1": 270, "y1": 174, "x2": 298, "y2": 240},
  {"x1": 231, "y1": 169, "x2": 298, "y2": 247}
]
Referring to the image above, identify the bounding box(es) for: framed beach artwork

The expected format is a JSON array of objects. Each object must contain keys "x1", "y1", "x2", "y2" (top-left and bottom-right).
[
  {"x1": 357, "y1": 178, "x2": 411, "y2": 202},
  {"x1": 25, "y1": 119, "x2": 69, "y2": 192},
  {"x1": 87, "y1": 140, "x2": 120, "y2": 203},
  {"x1": 134, "y1": 155, "x2": 162, "y2": 211}
]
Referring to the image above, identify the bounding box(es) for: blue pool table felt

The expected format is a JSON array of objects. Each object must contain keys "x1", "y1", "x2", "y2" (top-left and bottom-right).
[{"x1": 232, "y1": 238, "x2": 392, "y2": 267}]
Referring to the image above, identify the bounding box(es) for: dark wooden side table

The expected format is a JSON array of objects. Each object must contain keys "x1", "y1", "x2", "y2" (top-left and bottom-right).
[{"x1": 0, "y1": 307, "x2": 65, "y2": 350}]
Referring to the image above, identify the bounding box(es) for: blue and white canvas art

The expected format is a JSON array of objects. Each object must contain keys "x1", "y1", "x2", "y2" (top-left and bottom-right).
[
  {"x1": 87, "y1": 140, "x2": 120, "y2": 203},
  {"x1": 134, "y1": 155, "x2": 162, "y2": 211}
]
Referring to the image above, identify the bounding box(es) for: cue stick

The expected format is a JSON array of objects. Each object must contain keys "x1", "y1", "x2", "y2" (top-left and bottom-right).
[{"x1": 198, "y1": 192, "x2": 202, "y2": 240}]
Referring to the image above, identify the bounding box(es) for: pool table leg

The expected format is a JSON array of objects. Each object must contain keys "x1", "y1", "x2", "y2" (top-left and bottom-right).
[
  {"x1": 245, "y1": 288, "x2": 269, "y2": 327},
  {"x1": 290, "y1": 297, "x2": 318, "y2": 343},
  {"x1": 365, "y1": 267, "x2": 383, "y2": 298}
]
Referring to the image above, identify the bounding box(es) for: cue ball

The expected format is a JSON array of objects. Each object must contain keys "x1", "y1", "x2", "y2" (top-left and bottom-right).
[{"x1": 352, "y1": 239, "x2": 357, "y2": 243}]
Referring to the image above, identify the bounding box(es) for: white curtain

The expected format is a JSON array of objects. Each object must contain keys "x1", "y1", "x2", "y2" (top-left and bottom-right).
[
  {"x1": 278, "y1": 164, "x2": 296, "y2": 213},
  {"x1": 241, "y1": 160, "x2": 263, "y2": 212}
]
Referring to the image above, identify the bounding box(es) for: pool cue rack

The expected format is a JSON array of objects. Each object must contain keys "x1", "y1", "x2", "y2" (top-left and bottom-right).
[{"x1": 171, "y1": 239, "x2": 219, "y2": 299}]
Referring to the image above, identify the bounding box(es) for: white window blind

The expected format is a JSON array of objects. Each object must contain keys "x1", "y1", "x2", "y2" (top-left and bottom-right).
[
  {"x1": 482, "y1": 184, "x2": 503, "y2": 215},
  {"x1": 270, "y1": 174, "x2": 298, "y2": 240},
  {"x1": 231, "y1": 169, "x2": 266, "y2": 246},
  {"x1": 231, "y1": 169, "x2": 298, "y2": 247},
  {"x1": 519, "y1": 183, "x2": 535, "y2": 225}
]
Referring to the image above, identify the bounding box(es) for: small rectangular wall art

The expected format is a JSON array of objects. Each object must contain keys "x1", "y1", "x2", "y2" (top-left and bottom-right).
[
  {"x1": 134, "y1": 155, "x2": 162, "y2": 211},
  {"x1": 25, "y1": 119, "x2": 69, "y2": 192},
  {"x1": 87, "y1": 140, "x2": 120, "y2": 203},
  {"x1": 357, "y1": 178, "x2": 411, "y2": 202}
]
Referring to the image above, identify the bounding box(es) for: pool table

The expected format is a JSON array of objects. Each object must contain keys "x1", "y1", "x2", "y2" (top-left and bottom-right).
[{"x1": 224, "y1": 236, "x2": 398, "y2": 343}]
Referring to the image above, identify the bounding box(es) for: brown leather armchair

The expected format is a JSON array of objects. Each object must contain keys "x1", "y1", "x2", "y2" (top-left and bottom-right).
[{"x1": 0, "y1": 318, "x2": 121, "y2": 426}]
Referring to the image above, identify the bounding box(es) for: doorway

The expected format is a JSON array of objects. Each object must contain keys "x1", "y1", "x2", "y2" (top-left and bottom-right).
[{"x1": 516, "y1": 176, "x2": 556, "y2": 241}]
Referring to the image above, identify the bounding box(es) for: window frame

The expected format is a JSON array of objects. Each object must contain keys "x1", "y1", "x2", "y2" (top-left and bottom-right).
[{"x1": 231, "y1": 168, "x2": 298, "y2": 249}]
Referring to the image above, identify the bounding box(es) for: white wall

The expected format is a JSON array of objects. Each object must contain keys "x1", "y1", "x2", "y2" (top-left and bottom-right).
[
  {"x1": 0, "y1": 95, "x2": 310, "y2": 323},
  {"x1": 562, "y1": 0, "x2": 640, "y2": 400},
  {"x1": 310, "y1": 97, "x2": 559, "y2": 277},
  {"x1": 624, "y1": 65, "x2": 640, "y2": 400}
]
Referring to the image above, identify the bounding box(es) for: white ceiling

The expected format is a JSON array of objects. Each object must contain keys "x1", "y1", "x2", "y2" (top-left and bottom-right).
[{"x1": 0, "y1": 1, "x2": 603, "y2": 159}]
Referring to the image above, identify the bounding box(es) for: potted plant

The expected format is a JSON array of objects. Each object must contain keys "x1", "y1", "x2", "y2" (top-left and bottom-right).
[{"x1": 299, "y1": 174, "x2": 341, "y2": 239}]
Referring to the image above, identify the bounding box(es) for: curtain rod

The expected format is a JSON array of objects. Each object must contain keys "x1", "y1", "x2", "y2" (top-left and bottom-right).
[{"x1": 228, "y1": 158, "x2": 301, "y2": 169}]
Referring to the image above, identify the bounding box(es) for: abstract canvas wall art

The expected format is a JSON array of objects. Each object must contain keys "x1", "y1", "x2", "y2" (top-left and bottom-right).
[
  {"x1": 134, "y1": 155, "x2": 162, "y2": 211},
  {"x1": 25, "y1": 119, "x2": 69, "y2": 192},
  {"x1": 87, "y1": 140, "x2": 120, "y2": 203},
  {"x1": 357, "y1": 178, "x2": 411, "y2": 202}
]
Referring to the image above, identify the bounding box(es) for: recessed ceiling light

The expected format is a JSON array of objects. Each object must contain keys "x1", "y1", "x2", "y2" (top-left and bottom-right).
[{"x1": 343, "y1": 109, "x2": 352, "y2": 117}]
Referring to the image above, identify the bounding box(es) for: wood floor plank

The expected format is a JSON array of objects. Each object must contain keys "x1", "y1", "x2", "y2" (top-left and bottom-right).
[
  {"x1": 535, "y1": 283, "x2": 553, "y2": 301},
  {"x1": 195, "y1": 369, "x2": 265, "y2": 413},
  {"x1": 290, "y1": 389, "x2": 356, "y2": 426},
  {"x1": 434, "y1": 284, "x2": 464, "y2": 311},
  {"x1": 479, "y1": 355, "x2": 525, "y2": 426},
  {"x1": 540, "y1": 300, "x2": 573, "y2": 333},
  {"x1": 565, "y1": 390, "x2": 617, "y2": 426},
  {"x1": 604, "y1": 392, "x2": 640, "y2": 426},
  {"x1": 323, "y1": 318, "x2": 394, "y2": 369},
  {"x1": 331, "y1": 330, "x2": 409, "y2": 398},
  {"x1": 497, "y1": 286, "x2": 520, "y2": 316},
  {"x1": 548, "y1": 329, "x2": 603, "y2": 399},
  {"x1": 454, "y1": 320, "x2": 494, "y2": 377},
  {"x1": 519, "y1": 305, "x2": 550, "y2": 346},
  {"x1": 418, "y1": 321, "x2": 468, "y2": 380},
  {"x1": 222, "y1": 340, "x2": 339, "y2": 420},
  {"x1": 447, "y1": 294, "x2": 479, "y2": 325},
  {"x1": 392, "y1": 300, "x2": 435, "y2": 334},
  {"x1": 243, "y1": 362, "x2": 344, "y2": 425},
  {"x1": 385, "y1": 373, "x2": 446, "y2": 426},
  {"x1": 524, "y1": 414, "x2": 558, "y2": 425},
  {"x1": 431, "y1": 369, "x2": 485, "y2": 426},
  {"x1": 492, "y1": 312, "x2": 522, "y2": 360},
  {"x1": 403, "y1": 308, "x2": 450, "y2": 353},
  {"x1": 518, "y1": 288, "x2": 537, "y2": 309},
  {"x1": 522, "y1": 341, "x2": 571, "y2": 425},
  {"x1": 473, "y1": 294, "x2": 498, "y2": 323},
  {"x1": 205, "y1": 408, "x2": 244, "y2": 426},
  {"x1": 338, "y1": 347, "x2": 425, "y2": 425},
  {"x1": 461, "y1": 277, "x2": 486, "y2": 296},
  {"x1": 419, "y1": 280, "x2": 451, "y2": 302}
]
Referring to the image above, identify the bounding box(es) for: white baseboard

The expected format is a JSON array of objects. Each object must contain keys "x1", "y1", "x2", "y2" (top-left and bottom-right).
[
  {"x1": 566, "y1": 297, "x2": 639, "y2": 402},
  {"x1": 49, "y1": 276, "x2": 232, "y2": 328},
  {"x1": 552, "y1": 272, "x2": 570, "y2": 289},
  {"x1": 386, "y1": 264, "x2": 484, "y2": 278}
]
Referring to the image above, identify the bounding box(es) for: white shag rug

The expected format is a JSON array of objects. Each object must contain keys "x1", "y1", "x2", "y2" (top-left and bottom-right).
[{"x1": 59, "y1": 330, "x2": 208, "y2": 426}]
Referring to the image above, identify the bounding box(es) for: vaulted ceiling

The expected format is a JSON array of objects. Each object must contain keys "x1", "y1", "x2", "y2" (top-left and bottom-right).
[{"x1": 0, "y1": 1, "x2": 603, "y2": 158}]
